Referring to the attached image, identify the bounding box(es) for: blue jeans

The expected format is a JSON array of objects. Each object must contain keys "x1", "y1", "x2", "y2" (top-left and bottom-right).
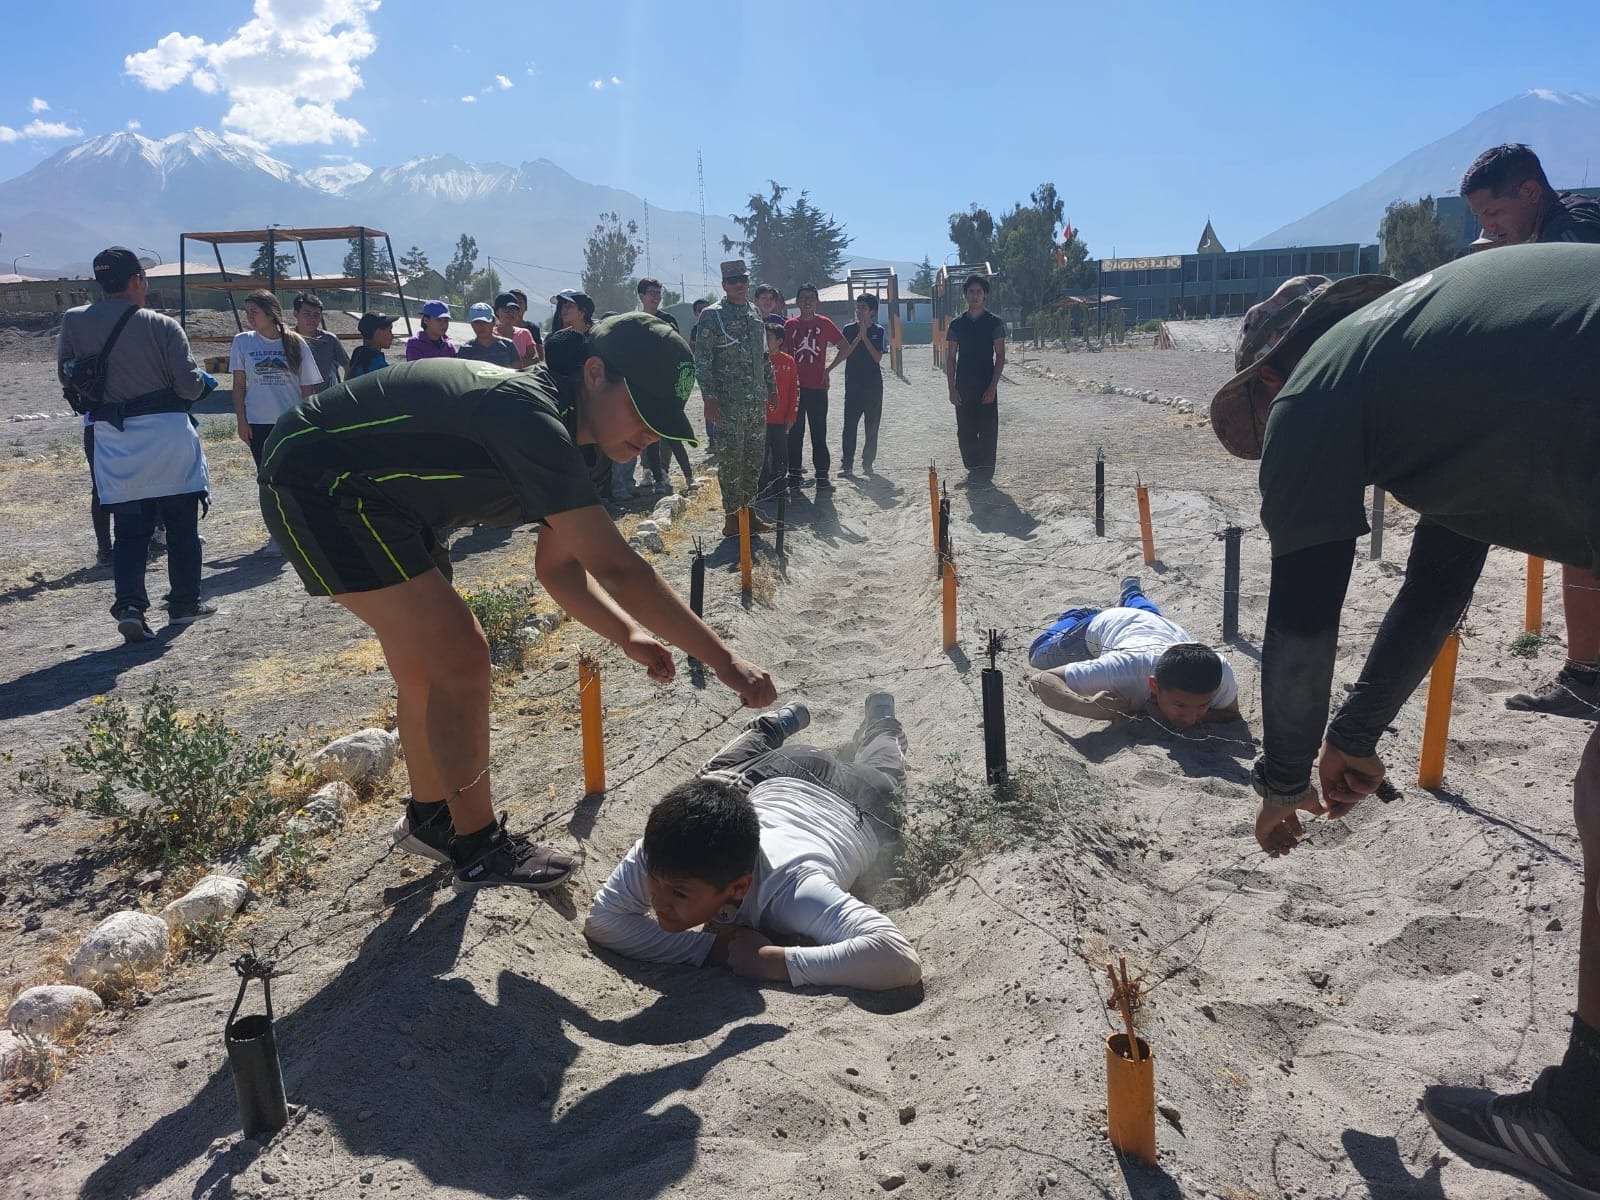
[
  {"x1": 111, "y1": 493, "x2": 204, "y2": 615},
  {"x1": 1028, "y1": 582, "x2": 1161, "y2": 671}
]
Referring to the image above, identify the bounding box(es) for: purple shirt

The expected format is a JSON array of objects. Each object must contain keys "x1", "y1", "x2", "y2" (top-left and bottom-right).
[{"x1": 405, "y1": 332, "x2": 457, "y2": 361}]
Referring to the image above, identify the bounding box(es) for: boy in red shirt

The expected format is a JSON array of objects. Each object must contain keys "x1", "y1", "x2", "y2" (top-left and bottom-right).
[
  {"x1": 782, "y1": 282, "x2": 845, "y2": 492},
  {"x1": 760, "y1": 316, "x2": 799, "y2": 505}
]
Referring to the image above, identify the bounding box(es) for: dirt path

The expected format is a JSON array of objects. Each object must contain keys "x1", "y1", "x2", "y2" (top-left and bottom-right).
[{"x1": 1, "y1": 345, "x2": 1585, "y2": 1200}]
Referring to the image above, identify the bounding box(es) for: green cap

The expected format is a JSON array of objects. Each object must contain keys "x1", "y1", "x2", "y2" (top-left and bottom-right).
[{"x1": 588, "y1": 312, "x2": 700, "y2": 447}]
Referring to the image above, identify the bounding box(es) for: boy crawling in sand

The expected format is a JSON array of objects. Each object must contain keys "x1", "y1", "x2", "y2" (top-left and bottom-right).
[
  {"x1": 1027, "y1": 576, "x2": 1241, "y2": 729},
  {"x1": 583, "y1": 694, "x2": 922, "y2": 991}
]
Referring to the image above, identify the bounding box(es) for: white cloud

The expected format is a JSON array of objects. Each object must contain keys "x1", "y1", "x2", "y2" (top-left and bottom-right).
[
  {"x1": 524, "y1": 64, "x2": 537, "y2": 77},
  {"x1": 0, "y1": 126, "x2": 18, "y2": 143},
  {"x1": 611, "y1": 75, "x2": 623, "y2": 85},
  {"x1": 127, "y1": 119, "x2": 142, "y2": 130},
  {"x1": 494, "y1": 74, "x2": 512, "y2": 89},
  {"x1": 589, "y1": 79, "x2": 604, "y2": 90},
  {"x1": 123, "y1": 1, "x2": 380, "y2": 148},
  {"x1": 589, "y1": 75, "x2": 624, "y2": 90},
  {"x1": 22, "y1": 120, "x2": 84, "y2": 139},
  {"x1": 461, "y1": 95, "x2": 477, "y2": 103},
  {"x1": 29, "y1": 97, "x2": 49, "y2": 113}
]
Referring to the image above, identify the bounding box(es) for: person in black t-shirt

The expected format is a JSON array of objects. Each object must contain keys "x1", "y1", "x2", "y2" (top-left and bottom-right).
[
  {"x1": 829, "y1": 294, "x2": 889, "y2": 476},
  {"x1": 943, "y1": 274, "x2": 1006, "y2": 479}
]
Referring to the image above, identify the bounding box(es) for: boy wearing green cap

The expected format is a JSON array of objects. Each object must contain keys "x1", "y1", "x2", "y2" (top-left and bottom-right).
[{"x1": 258, "y1": 313, "x2": 777, "y2": 894}]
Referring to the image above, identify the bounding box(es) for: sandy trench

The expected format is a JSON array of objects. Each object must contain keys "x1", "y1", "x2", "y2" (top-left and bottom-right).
[{"x1": 0, "y1": 333, "x2": 1588, "y2": 1200}]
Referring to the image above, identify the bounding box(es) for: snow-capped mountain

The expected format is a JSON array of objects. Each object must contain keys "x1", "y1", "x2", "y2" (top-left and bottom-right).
[
  {"x1": 303, "y1": 162, "x2": 373, "y2": 195},
  {"x1": 0, "y1": 128, "x2": 736, "y2": 289},
  {"x1": 1249, "y1": 90, "x2": 1600, "y2": 248}
]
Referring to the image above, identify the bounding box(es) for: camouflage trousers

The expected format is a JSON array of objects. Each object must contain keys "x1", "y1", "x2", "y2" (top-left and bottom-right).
[{"x1": 715, "y1": 401, "x2": 766, "y2": 514}]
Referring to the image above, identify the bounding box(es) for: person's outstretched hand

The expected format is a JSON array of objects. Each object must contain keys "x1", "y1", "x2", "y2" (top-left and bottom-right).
[
  {"x1": 1317, "y1": 742, "x2": 1384, "y2": 818},
  {"x1": 717, "y1": 654, "x2": 776, "y2": 708},
  {"x1": 1254, "y1": 788, "x2": 1327, "y2": 857},
  {"x1": 623, "y1": 631, "x2": 675, "y2": 682}
]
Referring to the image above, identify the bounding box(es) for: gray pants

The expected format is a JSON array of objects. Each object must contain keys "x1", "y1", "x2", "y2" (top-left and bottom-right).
[{"x1": 700, "y1": 713, "x2": 907, "y2": 840}]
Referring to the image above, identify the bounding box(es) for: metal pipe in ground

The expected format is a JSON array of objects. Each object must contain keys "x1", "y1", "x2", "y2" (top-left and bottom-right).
[
  {"x1": 1094, "y1": 449, "x2": 1105, "y2": 538},
  {"x1": 1221, "y1": 525, "x2": 1242, "y2": 641},
  {"x1": 1370, "y1": 487, "x2": 1385, "y2": 561}
]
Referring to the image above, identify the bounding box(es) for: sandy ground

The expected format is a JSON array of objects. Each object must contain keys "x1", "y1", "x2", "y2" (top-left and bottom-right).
[{"x1": 0, "y1": 335, "x2": 1588, "y2": 1200}]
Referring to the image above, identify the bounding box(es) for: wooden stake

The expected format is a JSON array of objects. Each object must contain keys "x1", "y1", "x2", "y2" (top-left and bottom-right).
[
  {"x1": 1417, "y1": 630, "x2": 1461, "y2": 789},
  {"x1": 739, "y1": 507, "x2": 753, "y2": 594},
  {"x1": 578, "y1": 654, "x2": 606, "y2": 795},
  {"x1": 1136, "y1": 483, "x2": 1155, "y2": 565},
  {"x1": 1525, "y1": 556, "x2": 1544, "y2": 634},
  {"x1": 941, "y1": 557, "x2": 957, "y2": 651}
]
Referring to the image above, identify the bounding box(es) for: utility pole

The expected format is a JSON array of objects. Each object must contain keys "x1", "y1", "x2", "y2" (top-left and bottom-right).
[
  {"x1": 697, "y1": 150, "x2": 709, "y2": 293},
  {"x1": 643, "y1": 198, "x2": 651, "y2": 277}
]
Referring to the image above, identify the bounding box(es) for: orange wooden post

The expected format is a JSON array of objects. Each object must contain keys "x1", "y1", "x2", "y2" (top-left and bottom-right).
[
  {"x1": 578, "y1": 654, "x2": 605, "y2": 795},
  {"x1": 941, "y1": 558, "x2": 958, "y2": 650},
  {"x1": 1525, "y1": 556, "x2": 1544, "y2": 634},
  {"x1": 738, "y1": 507, "x2": 753, "y2": 594},
  {"x1": 1136, "y1": 484, "x2": 1156, "y2": 565},
  {"x1": 1417, "y1": 631, "x2": 1461, "y2": 789}
]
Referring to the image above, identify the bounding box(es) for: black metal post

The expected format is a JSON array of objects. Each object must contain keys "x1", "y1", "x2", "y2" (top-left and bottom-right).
[
  {"x1": 1222, "y1": 525, "x2": 1242, "y2": 641},
  {"x1": 267, "y1": 227, "x2": 277, "y2": 295},
  {"x1": 938, "y1": 493, "x2": 951, "y2": 565},
  {"x1": 225, "y1": 954, "x2": 288, "y2": 1139},
  {"x1": 1369, "y1": 487, "x2": 1385, "y2": 561},
  {"x1": 359, "y1": 229, "x2": 369, "y2": 311},
  {"x1": 1094, "y1": 448, "x2": 1105, "y2": 537},
  {"x1": 981, "y1": 629, "x2": 1007, "y2": 785},
  {"x1": 689, "y1": 542, "x2": 705, "y2": 618},
  {"x1": 774, "y1": 488, "x2": 786, "y2": 557},
  {"x1": 179, "y1": 236, "x2": 187, "y2": 330}
]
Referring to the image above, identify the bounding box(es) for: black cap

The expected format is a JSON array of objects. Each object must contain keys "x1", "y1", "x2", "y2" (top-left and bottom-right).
[
  {"x1": 357, "y1": 311, "x2": 394, "y2": 337},
  {"x1": 493, "y1": 292, "x2": 521, "y2": 311},
  {"x1": 93, "y1": 246, "x2": 143, "y2": 292},
  {"x1": 588, "y1": 312, "x2": 699, "y2": 447}
]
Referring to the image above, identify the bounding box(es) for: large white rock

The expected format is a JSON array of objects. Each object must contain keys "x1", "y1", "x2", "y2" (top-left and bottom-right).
[
  {"x1": 629, "y1": 529, "x2": 666, "y2": 553},
  {"x1": 162, "y1": 875, "x2": 252, "y2": 931},
  {"x1": 8, "y1": 985, "x2": 104, "y2": 1038},
  {"x1": 286, "y1": 781, "x2": 352, "y2": 837},
  {"x1": 68, "y1": 911, "x2": 169, "y2": 986},
  {"x1": 654, "y1": 495, "x2": 688, "y2": 521},
  {"x1": 305, "y1": 728, "x2": 399, "y2": 785}
]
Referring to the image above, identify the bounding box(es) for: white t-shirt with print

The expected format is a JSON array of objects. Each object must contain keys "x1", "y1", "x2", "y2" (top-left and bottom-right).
[
  {"x1": 229, "y1": 332, "x2": 323, "y2": 425},
  {"x1": 1051, "y1": 608, "x2": 1238, "y2": 710}
]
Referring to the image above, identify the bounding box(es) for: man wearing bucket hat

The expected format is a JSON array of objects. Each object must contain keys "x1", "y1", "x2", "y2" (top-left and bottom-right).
[
  {"x1": 695, "y1": 259, "x2": 778, "y2": 538},
  {"x1": 258, "y1": 312, "x2": 776, "y2": 895},
  {"x1": 1216, "y1": 244, "x2": 1600, "y2": 1199}
]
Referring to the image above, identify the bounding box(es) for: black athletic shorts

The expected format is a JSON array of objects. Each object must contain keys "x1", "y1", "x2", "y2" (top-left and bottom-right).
[{"x1": 260, "y1": 475, "x2": 453, "y2": 597}]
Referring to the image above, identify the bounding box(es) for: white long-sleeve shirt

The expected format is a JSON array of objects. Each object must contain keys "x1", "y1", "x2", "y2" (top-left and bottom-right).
[{"x1": 584, "y1": 776, "x2": 922, "y2": 991}]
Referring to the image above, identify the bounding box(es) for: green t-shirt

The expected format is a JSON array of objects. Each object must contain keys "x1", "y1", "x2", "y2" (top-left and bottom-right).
[
  {"x1": 1259, "y1": 242, "x2": 1600, "y2": 572},
  {"x1": 260, "y1": 359, "x2": 597, "y2": 531}
]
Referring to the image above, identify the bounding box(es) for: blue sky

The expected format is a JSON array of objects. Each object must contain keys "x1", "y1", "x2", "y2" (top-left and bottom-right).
[{"x1": 3, "y1": 0, "x2": 1598, "y2": 262}]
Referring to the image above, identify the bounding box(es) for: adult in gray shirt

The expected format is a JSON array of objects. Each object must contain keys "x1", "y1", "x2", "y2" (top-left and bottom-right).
[
  {"x1": 294, "y1": 292, "x2": 350, "y2": 391},
  {"x1": 58, "y1": 247, "x2": 216, "y2": 642}
]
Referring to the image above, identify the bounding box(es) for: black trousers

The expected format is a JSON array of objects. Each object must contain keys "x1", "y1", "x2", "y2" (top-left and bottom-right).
[
  {"x1": 787, "y1": 387, "x2": 831, "y2": 482},
  {"x1": 954, "y1": 383, "x2": 998, "y2": 472},
  {"x1": 84, "y1": 425, "x2": 111, "y2": 552},
  {"x1": 841, "y1": 386, "x2": 883, "y2": 471},
  {"x1": 644, "y1": 439, "x2": 693, "y2": 484}
]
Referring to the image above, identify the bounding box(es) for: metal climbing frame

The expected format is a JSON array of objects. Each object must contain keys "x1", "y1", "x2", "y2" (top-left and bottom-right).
[
  {"x1": 177, "y1": 225, "x2": 414, "y2": 345},
  {"x1": 843, "y1": 266, "x2": 904, "y2": 381},
  {"x1": 931, "y1": 261, "x2": 998, "y2": 369}
]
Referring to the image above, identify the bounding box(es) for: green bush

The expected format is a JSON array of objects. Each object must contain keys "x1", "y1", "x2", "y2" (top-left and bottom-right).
[
  {"x1": 1509, "y1": 631, "x2": 1546, "y2": 658},
  {"x1": 21, "y1": 683, "x2": 293, "y2": 868},
  {"x1": 459, "y1": 581, "x2": 538, "y2": 667}
]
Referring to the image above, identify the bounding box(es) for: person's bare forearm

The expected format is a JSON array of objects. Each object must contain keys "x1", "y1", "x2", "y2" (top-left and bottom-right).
[
  {"x1": 1030, "y1": 674, "x2": 1121, "y2": 720},
  {"x1": 537, "y1": 554, "x2": 638, "y2": 646}
]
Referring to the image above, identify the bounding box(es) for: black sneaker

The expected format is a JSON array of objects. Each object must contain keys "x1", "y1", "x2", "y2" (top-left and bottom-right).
[
  {"x1": 391, "y1": 801, "x2": 454, "y2": 865},
  {"x1": 168, "y1": 599, "x2": 219, "y2": 625},
  {"x1": 1506, "y1": 668, "x2": 1600, "y2": 719},
  {"x1": 1423, "y1": 1067, "x2": 1600, "y2": 1200},
  {"x1": 451, "y1": 816, "x2": 577, "y2": 893},
  {"x1": 816, "y1": 476, "x2": 834, "y2": 492},
  {"x1": 841, "y1": 464, "x2": 855, "y2": 478},
  {"x1": 114, "y1": 605, "x2": 155, "y2": 644}
]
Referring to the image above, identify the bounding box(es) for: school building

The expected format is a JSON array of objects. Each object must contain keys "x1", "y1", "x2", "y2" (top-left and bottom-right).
[{"x1": 1091, "y1": 221, "x2": 1380, "y2": 323}]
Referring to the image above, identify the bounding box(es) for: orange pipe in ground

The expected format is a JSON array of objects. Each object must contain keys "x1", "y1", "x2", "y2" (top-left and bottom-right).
[
  {"x1": 579, "y1": 655, "x2": 606, "y2": 795},
  {"x1": 942, "y1": 558, "x2": 958, "y2": 650},
  {"x1": 1525, "y1": 556, "x2": 1544, "y2": 634},
  {"x1": 739, "y1": 507, "x2": 753, "y2": 593},
  {"x1": 1105, "y1": 1032, "x2": 1156, "y2": 1166},
  {"x1": 1417, "y1": 631, "x2": 1461, "y2": 789},
  {"x1": 1136, "y1": 485, "x2": 1156, "y2": 565}
]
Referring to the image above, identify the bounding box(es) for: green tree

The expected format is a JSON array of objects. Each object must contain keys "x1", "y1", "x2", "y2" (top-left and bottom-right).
[
  {"x1": 910, "y1": 256, "x2": 936, "y2": 294},
  {"x1": 467, "y1": 264, "x2": 502, "y2": 305},
  {"x1": 398, "y1": 244, "x2": 431, "y2": 280},
  {"x1": 1379, "y1": 196, "x2": 1455, "y2": 281},
  {"x1": 722, "y1": 182, "x2": 851, "y2": 296},
  {"x1": 342, "y1": 237, "x2": 394, "y2": 280},
  {"x1": 582, "y1": 212, "x2": 642, "y2": 315},
  {"x1": 947, "y1": 205, "x2": 997, "y2": 265},
  {"x1": 248, "y1": 242, "x2": 297, "y2": 280},
  {"x1": 986, "y1": 182, "x2": 1096, "y2": 322},
  {"x1": 444, "y1": 234, "x2": 479, "y2": 303}
]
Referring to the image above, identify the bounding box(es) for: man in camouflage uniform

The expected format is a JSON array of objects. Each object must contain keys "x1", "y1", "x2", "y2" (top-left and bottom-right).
[{"x1": 695, "y1": 259, "x2": 777, "y2": 538}]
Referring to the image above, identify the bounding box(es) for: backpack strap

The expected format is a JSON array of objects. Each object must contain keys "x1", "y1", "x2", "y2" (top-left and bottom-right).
[{"x1": 92, "y1": 305, "x2": 140, "y2": 402}]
